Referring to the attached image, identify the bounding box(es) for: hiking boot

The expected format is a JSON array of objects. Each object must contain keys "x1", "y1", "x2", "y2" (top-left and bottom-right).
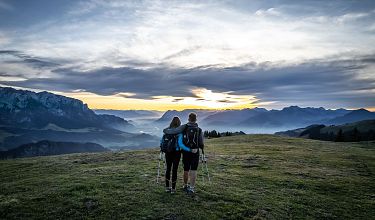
[
  {"x1": 165, "y1": 187, "x2": 171, "y2": 193},
  {"x1": 170, "y1": 188, "x2": 176, "y2": 194},
  {"x1": 182, "y1": 185, "x2": 189, "y2": 192},
  {"x1": 187, "y1": 187, "x2": 195, "y2": 195}
]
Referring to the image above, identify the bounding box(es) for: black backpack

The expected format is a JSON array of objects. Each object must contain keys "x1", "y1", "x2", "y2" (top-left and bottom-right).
[
  {"x1": 183, "y1": 124, "x2": 200, "y2": 149},
  {"x1": 160, "y1": 134, "x2": 177, "y2": 153}
]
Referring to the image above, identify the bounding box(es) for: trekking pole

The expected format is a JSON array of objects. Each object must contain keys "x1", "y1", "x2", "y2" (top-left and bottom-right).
[
  {"x1": 205, "y1": 157, "x2": 211, "y2": 183},
  {"x1": 201, "y1": 153, "x2": 205, "y2": 183},
  {"x1": 156, "y1": 151, "x2": 162, "y2": 184},
  {"x1": 202, "y1": 150, "x2": 211, "y2": 183},
  {"x1": 162, "y1": 152, "x2": 166, "y2": 172}
]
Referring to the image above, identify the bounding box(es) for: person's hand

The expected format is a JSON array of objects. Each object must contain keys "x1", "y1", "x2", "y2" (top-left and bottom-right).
[{"x1": 191, "y1": 149, "x2": 198, "y2": 153}]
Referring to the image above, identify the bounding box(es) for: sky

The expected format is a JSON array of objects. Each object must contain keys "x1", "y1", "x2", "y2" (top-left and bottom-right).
[{"x1": 0, "y1": 0, "x2": 375, "y2": 111}]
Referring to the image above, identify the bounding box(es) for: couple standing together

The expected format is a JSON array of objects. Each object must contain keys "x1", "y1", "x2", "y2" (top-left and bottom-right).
[{"x1": 161, "y1": 112, "x2": 204, "y2": 194}]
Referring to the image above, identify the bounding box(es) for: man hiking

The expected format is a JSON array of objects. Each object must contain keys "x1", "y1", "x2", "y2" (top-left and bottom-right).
[{"x1": 163, "y1": 112, "x2": 204, "y2": 194}]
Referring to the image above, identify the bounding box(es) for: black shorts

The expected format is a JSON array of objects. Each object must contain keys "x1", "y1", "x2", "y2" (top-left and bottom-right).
[{"x1": 182, "y1": 151, "x2": 199, "y2": 171}]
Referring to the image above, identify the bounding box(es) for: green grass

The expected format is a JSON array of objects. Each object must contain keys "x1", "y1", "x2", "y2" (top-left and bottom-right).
[{"x1": 1, "y1": 135, "x2": 374, "y2": 219}]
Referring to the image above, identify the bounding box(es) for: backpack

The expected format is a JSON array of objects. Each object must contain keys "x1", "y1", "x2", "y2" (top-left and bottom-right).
[
  {"x1": 183, "y1": 124, "x2": 201, "y2": 149},
  {"x1": 160, "y1": 134, "x2": 177, "y2": 153}
]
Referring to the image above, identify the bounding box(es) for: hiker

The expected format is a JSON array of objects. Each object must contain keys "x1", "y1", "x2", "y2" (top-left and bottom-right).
[
  {"x1": 163, "y1": 112, "x2": 204, "y2": 194},
  {"x1": 160, "y1": 116, "x2": 191, "y2": 194}
]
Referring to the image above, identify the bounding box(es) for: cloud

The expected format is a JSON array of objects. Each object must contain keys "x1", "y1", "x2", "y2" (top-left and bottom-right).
[
  {"x1": 0, "y1": 50, "x2": 59, "y2": 68},
  {"x1": 163, "y1": 46, "x2": 202, "y2": 61},
  {"x1": 116, "y1": 92, "x2": 137, "y2": 98},
  {"x1": 3, "y1": 0, "x2": 375, "y2": 70},
  {"x1": 1, "y1": 52, "x2": 375, "y2": 109},
  {"x1": 0, "y1": 50, "x2": 66, "y2": 82},
  {"x1": 255, "y1": 8, "x2": 281, "y2": 16},
  {"x1": 1, "y1": 0, "x2": 375, "y2": 109},
  {"x1": 336, "y1": 12, "x2": 370, "y2": 23}
]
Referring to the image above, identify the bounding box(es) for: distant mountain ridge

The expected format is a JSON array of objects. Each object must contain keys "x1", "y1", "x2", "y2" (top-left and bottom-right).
[
  {"x1": 326, "y1": 108, "x2": 375, "y2": 125},
  {"x1": 0, "y1": 87, "x2": 134, "y2": 131},
  {"x1": 155, "y1": 109, "x2": 220, "y2": 124},
  {"x1": 237, "y1": 106, "x2": 351, "y2": 128},
  {"x1": 154, "y1": 106, "x2": 373, "y2": 133},
  {"x1": 0, "y1": 87, "x2": 159, "y2": 151},
  {"x1": 94, "y1": 109, "x2": 163, "y2": 120},
  {"x1": 203, "y1": 108, "x2": 268, "y2": 126},
  {"x1": 2, "y1": 86, "x2": 374, "y2": 150}
]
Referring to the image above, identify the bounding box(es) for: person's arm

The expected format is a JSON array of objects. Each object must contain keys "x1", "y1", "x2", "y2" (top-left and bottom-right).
[
  {"x1": 178, "y1": 133, "x2": 191, "y2": 152},
  {"x1": 163, "y1": 124, "x2": 186, "y2": 135},
  {"x1": 198, "y1": 128, "x2": 204, "y2": 149},
  {"x1": 159, "y1": 135, "x2": 164, "y2": 151}
]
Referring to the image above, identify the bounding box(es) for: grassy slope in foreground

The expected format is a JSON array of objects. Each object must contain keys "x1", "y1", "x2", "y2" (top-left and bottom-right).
[{"x1": 1, "y1": 135, "x2": 374, "y2": 219}]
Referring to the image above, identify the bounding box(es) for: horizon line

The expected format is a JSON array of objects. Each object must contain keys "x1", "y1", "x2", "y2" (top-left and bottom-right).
[{"x1": 1, "y1": 86, "x2": 374, "y2": 112}]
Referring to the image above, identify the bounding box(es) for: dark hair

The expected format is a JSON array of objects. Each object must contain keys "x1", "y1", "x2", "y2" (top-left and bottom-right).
[
  {"x1": 170, "y1": 116, "x2": 181, "y2": 128},
  {"x1": 188, "y1": 112, "x2": 197, "y2": 122}
]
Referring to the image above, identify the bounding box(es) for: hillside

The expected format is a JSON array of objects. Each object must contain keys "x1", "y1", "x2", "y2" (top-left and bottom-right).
[
  {"x1": 1, "y1": 135, "x2": 374, "y2": 219},
  {"x1": 276, "y1": 120, "x2": 375, "y2": 142},
  {"x1": 0, "y1": 140, "x2": 109, "y2": 159}
]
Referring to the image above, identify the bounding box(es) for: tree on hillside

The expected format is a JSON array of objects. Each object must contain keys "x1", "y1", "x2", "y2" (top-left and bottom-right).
[
  {"x1": 204, "y1": 130, "x2": 220, "y2": 138},
  {"x1": 210, "y1": 130, "x2": 218, "y2": 138},
  {"x1": 204, "y1": 130, "x2": 209, "y2": 138},
  {"x1": 367, "y1": 129, "x2": 375, "y2": 141},
  {"x1": 352, "y1": 127, "x2": 360, "y2": 142},
  {"x1": 328, "y1": 132, "x2": 335, "y2": 141},
  {"x1": 204, "y1": 130, "x2": 246, "y2": 138},
  {"x1": 335, "y1": 129, "x2": 344, "y2": 142}
]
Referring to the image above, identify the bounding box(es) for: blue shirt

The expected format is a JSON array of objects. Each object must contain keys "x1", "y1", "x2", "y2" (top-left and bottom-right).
[{"x1": 160, "y1": 133, "x2": 191, "y2": 152}]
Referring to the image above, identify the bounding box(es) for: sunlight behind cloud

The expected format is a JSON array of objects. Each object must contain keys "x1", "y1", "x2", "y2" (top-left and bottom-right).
[
  {"x1": 152, "y1": 88, "x2": 260, "y2": 109},
  {"x1": 59, "y1": 89, "x2": 262, "y2": 111},
  {"x1": 60, "y1": 88, "x2": 262, "y2": 111}
]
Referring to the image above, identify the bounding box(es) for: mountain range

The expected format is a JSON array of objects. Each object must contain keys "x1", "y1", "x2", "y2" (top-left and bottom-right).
[
  {"x1": 0, "y1": 87, "x2": 159, "y2": 152},
  {"x1": 326, "y1": 109, "x2": 375, "y2": 125},
  {"x1": 155, "y1": 106, "x2": 374, "y2": 133},
  {"x1": 0, "y1": 87, "x2": 134, "y2": 131},
  {"x1": 1, "y1": 86, "x2": 374, "y2": 156}
]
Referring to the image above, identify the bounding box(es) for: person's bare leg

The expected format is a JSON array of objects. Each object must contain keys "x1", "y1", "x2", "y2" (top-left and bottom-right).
[
  {"x1": 183, "y1": 171, "x2": 189, "y2": 185},
  {"x1": 189, "y1": 170, "x2": 197, "y2": 191}
]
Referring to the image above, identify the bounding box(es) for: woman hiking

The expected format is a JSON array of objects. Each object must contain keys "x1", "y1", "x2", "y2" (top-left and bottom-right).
[{"x1": 161, "y1": 116, "x2": 191, "y2": 194}]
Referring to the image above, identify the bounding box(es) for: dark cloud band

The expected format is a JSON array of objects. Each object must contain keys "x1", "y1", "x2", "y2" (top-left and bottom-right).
[{"x1": 1, "y1": 50, "x2": 375, "y2": 108}]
